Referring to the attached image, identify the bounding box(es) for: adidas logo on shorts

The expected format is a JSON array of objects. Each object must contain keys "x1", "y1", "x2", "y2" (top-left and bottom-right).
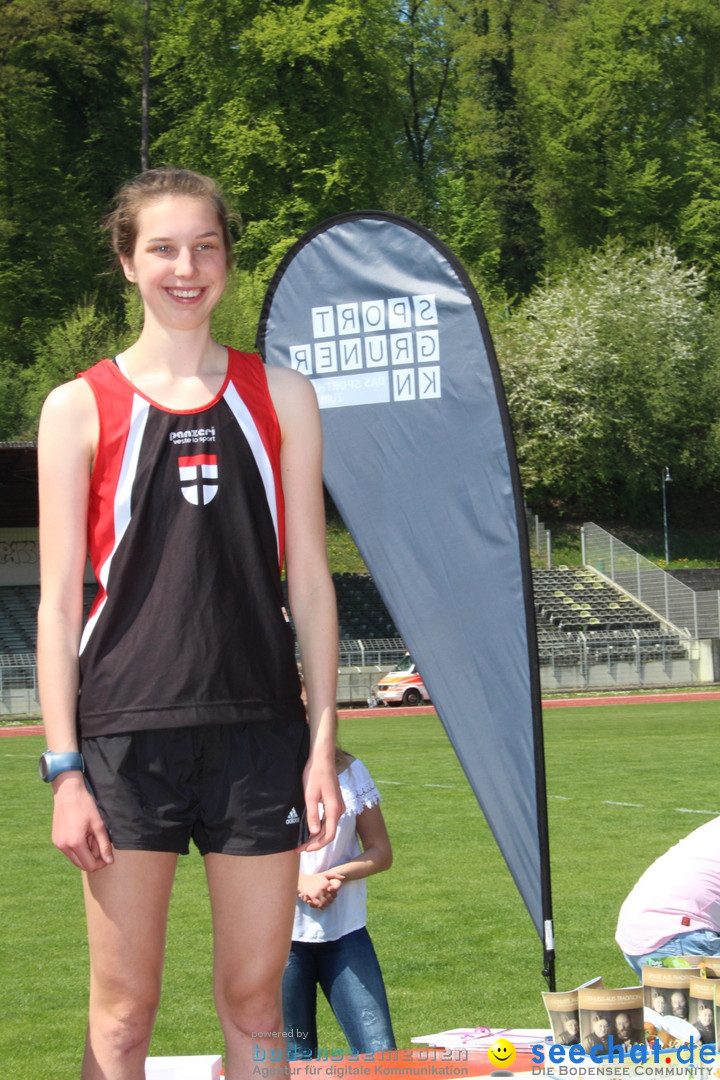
[{"x1": 285, "y1": 807, "x2": 300, "y2": 825}]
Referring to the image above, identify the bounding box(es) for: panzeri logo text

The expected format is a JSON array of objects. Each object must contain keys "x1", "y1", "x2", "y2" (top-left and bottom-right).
[{"x1": 288, "y1": 295, "x2": 441, "y2": 409}]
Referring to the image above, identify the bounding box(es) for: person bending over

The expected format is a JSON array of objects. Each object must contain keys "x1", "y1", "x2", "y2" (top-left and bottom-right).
[{"x1": 616, "y1": 816, "x2": 720, "y2": 975}]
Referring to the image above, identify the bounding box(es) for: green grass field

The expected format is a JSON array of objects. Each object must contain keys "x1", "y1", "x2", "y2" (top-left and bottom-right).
[{"x1": 2, "y1": 699, "x2": 718, "y2": 1077}]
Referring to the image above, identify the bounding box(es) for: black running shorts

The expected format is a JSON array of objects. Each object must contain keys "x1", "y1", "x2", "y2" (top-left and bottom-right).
[{"x1": 80, "y1": 720, "x2": 310, "y2": 856}]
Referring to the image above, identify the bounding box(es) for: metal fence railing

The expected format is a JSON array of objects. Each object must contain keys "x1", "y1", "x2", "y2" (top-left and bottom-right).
[
  {"x1": 337, "y1": 638, "x2": 406, "y2": 668},
  {"x1": 0, "y1": 642, "x2": 410, "y2": 717},
  {"x1": 0, "y1": 652, "x2": 39, "y2": 715},
  {"x1": 582, "y1": 522, "x2": 720, "y2": 639},
  {"x1": 296, "y1": 638, "x2": 406, "y2": 669},
  {"x1": 539, "y1": 628, "x2": 694, "y2": 671},
  {"x1": 525, "y1": 506, "x2": 552, "y2": 568}
]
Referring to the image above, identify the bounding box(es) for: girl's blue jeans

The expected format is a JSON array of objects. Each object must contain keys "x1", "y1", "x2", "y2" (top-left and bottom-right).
[
  {"x1": 282, "y1": 926, "x2": 396, "y2": 1056},
  {"x1": 623, "y1": 928, "x2": 720, "y2": 975}
]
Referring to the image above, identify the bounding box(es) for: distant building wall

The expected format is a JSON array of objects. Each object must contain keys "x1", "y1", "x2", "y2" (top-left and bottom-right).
[
  {"x1": 0, "y1": 531, "x2": 94, "y2": 587},
  {"x1": 0, "y1": 532, "x2": 39, "y2": 586}
]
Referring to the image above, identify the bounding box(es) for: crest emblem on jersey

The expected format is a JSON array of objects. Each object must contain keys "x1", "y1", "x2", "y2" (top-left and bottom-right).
[{"x1": 178, "y1": 454, "x2": 218, "y2": 505}]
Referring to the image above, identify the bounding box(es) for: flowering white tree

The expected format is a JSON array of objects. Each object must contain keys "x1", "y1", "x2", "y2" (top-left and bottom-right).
[{"x1": 497, "y1": 241, "x2": 720, "y2": 518}]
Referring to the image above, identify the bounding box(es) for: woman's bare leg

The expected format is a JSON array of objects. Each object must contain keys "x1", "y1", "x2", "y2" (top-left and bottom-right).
[
  {"x1": 81, "y1": 850, "x2": 178, "y2": 1080},
  {"x1": 205, "y1": 850, "x2": 300, "y2": 1080}
]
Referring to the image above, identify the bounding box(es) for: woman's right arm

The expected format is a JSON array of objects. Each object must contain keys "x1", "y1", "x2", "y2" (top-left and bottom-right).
[{"x1": 37, "y1": 379, "x2": 113, "y2": 871}]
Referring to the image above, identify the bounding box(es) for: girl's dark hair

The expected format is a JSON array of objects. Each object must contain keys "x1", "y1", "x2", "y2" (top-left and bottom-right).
[{"x1": 105, "y1": 168, "x2": 236, "y2": 270}]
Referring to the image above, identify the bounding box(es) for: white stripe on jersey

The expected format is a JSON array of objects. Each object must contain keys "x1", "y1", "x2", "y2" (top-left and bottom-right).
[
  {"x1": 79, "y1": 394, "x2": 150, "y2": 655},
  {"x1": 223, "y1": 380, "x2": 280, "y2": 560}
]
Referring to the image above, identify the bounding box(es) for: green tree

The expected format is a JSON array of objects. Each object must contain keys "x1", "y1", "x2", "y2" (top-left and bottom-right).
[
  {"x1": 430, "y1": 172, "x2": 501, "y2": 302},
  {"x1": 0, "y1": 0, "x2": 142, "y2": 367},
  {"x1": 447, "y1": 0, "x2": 544, "y2": 297},
  {"x1": 498, "y1": 241, "x2": 720, "y2": 520},
  {"x1": 0, "y1": 358, "x2": 22, "y2": 439},
  {"x1": 523, "y1": 0, "x2": 720, "y2": 263},
  {"x1": 677, "y1": 120, "x2": 720, "y2": 295},
  {"x1": 151, "y1": 0, "x2": 402, "y2": 269},
  {"x1": 21, "y1": 297, "x2": 128, "y2": 434},
  {"x1": 389, "y1": 0, "x2": 456, "y2": 220}
]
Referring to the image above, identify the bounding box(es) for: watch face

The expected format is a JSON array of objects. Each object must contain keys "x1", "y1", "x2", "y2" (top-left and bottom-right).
[{"x1": 38, "y1": 751, "x2": 83, "y2": 781}]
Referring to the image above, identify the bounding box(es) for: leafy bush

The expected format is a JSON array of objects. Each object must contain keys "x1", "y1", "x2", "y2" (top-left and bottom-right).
[
  {"x1": 497, "y1": 241, "x2": 720, "y2": 519},
  {"x1": 21, "y1": 298, "x2": 126, "y2": 434}
]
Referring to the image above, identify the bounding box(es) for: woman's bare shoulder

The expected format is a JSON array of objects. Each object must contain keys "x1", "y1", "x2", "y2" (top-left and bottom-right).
[
  {"x1": 264, "y1": 364, "x2": 319, "y2": 429},
  {"x1": 41, "y1": 375, "x2": 96, "y2": 421},
  {"x1": 265, "y1": 363, "x2": 315, "y2": 396},
  {"x1": 38, "y1": 376, "x2": 99, "y2": 458}
]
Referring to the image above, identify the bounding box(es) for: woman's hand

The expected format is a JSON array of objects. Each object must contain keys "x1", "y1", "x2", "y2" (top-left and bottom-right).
[
  {"x1": 300, "y1": 752, "x2": 345, "y2": 851},
  {"x1": 51, "y1": 773, "x2": 114, "y2": 872}
]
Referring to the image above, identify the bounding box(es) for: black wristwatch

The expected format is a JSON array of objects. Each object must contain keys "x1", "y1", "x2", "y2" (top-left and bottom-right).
[{"x1": 38, "y1": 750, "x2": 85, "y2": 783}]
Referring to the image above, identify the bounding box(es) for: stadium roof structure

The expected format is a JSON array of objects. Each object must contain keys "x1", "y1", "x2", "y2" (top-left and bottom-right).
[{"x1": 0, "y1": 443, "x2": 38, "y2": 527}]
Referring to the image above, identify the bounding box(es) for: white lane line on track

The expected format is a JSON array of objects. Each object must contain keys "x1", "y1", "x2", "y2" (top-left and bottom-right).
[
  {"x1": 376, "y1": 780, "x2": 458, "y2": 789},
  {"x1": 377, "y1": 781, "x2": 720, "y2": 816}
]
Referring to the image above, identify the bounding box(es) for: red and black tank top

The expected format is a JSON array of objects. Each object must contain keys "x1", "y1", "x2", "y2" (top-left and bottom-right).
[{"x1": 76, "y1": 349, "x2": 304, "y2": 738}]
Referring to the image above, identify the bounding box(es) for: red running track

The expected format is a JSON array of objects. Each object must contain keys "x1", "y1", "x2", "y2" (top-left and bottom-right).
[{"x1": 3, "y1": 690, "x2": 718, "y2": 737}]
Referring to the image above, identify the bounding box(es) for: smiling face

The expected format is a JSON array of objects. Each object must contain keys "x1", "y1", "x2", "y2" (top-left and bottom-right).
[
  {"x1": 487, "y1": 1039, "x2": 516, "y2": 1068},
  {"x1": 652, "y1": 992, "x2": 666, "y2": 1015},
  {"x1": 120, "y1": 195, "x2": 227, "y2": 333}
]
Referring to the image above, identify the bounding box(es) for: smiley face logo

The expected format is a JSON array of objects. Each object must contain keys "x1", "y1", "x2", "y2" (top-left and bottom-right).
[{"x1": 487, "y1": 1038, "x2": 516, "y2": 1068}]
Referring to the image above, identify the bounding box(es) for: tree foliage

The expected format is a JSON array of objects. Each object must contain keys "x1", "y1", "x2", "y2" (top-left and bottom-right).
[
  {"x1": 22, "y1": 298, "x2": 121, "y2": 429},
  {"x1": 499, "y1": 242, "x2": 720, "y2": 519},
  {"x1": 518, "y1": 0, "x2": 720, "y2": 265},
  {"x1": 5, "y1": 0, "x2": 720, "y2": 521},
  {"x1": 446, "y1": 0, "x2": 544, "y2": 297},
  {"x1": 151, "y1": 0, "x2": 403, "y2": 267},
  {"x1": 0, "y1": 0, "x2": 142, "y2": 365}
]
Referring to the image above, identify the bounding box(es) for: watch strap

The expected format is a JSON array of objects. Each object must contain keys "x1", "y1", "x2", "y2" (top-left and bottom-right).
[{"x1": 39, "y1": 750, "x2": 85, "y2": 782}]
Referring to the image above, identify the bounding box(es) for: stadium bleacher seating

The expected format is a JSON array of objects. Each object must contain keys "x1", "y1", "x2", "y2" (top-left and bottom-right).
[
  {"x1": 0, "y1": 584, "x2": 96, "y2": 654},
  {"x1": 0, "y1": 586, "x2": 40, "y2": 654},
  {"x1": 532, "y1": 567, "x2": 688, "y2": 666},
  {"x1": 279, "y1": 573, "x2": 399, "y2": 642},
  {"x1": 0, "y1": 570, "x2": 689, "y2": 667},
  {"x1": 330, "y1": 573, "x2": 399, "y2": 640}
]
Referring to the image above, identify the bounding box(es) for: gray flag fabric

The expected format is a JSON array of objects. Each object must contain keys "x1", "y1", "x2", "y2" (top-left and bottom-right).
[{"x1": 257, "y1": 212, "x2": 554, "y2": 980}]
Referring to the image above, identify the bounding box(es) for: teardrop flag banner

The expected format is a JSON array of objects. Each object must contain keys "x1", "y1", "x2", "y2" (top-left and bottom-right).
[{"x1": 257, "y1": 211, "x2": 555, "y2": 987}]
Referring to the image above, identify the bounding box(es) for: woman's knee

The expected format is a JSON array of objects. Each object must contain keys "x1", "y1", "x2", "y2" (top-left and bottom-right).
[
  {"x1": 215, "y1": 974, "x2": 283, "y2": 1037},
  {"x1": 89, "y1": 973, "x2": 162, "y2": 1055}
]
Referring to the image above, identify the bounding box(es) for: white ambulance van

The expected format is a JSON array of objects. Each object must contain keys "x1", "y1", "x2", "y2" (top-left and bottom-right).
[{"x1": 374, "y1": 653, "x2": 431, "y2": 707}]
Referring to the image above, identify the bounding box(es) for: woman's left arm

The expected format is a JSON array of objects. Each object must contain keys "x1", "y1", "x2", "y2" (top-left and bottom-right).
[{"x1": 267, "y1": 365, "x2": 343, "y2": 849}]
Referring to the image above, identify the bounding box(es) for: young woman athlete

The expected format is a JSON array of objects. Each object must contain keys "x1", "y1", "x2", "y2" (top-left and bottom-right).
[{"x1": 36, "y1": 168, "x2": 343, "y2": 1080}]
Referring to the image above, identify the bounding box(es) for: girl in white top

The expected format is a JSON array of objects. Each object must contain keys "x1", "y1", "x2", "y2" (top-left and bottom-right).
[{"x1": 282, "y1": 749, "x2": 396, "y2": 1055}]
